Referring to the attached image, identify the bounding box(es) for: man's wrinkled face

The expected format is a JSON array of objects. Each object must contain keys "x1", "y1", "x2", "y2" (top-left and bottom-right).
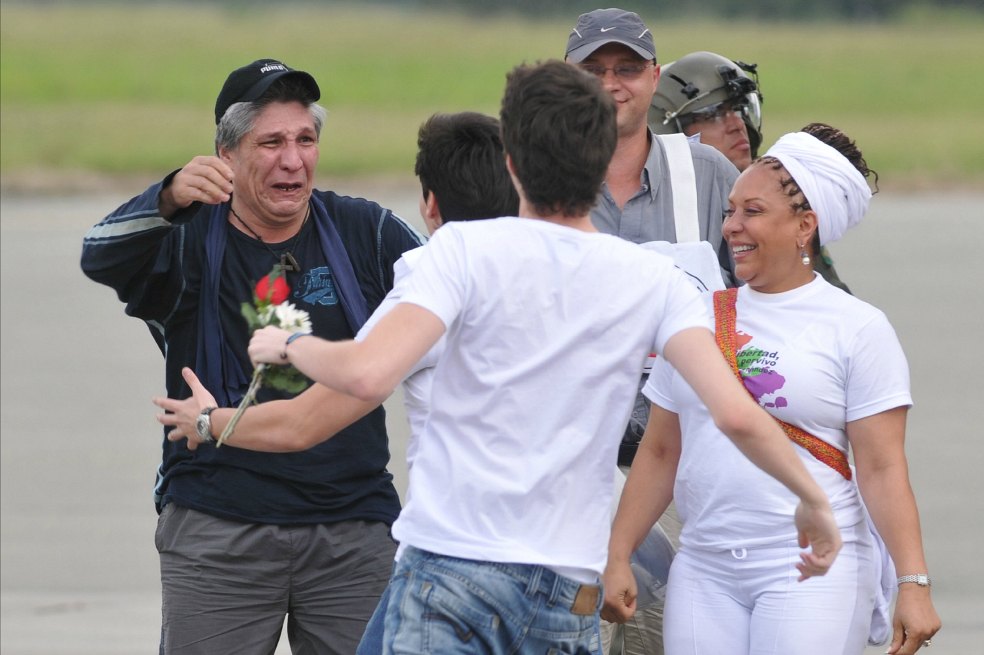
[{"x1": 221, "y1": 100, "x2": 319, "y2": 228}]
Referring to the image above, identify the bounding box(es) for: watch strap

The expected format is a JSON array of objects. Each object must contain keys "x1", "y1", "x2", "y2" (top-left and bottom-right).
[
  {"x1": 196, "y1": 406, "x2": 217, "y2": 444},
  {"x1": 897, "y1": 574, "x2": 931, "y2": 587}
]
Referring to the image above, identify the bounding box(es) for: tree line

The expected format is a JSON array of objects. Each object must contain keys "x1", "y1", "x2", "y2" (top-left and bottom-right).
[{"x1": 271, "y1": 0, "x2": 981, "y2": 20}]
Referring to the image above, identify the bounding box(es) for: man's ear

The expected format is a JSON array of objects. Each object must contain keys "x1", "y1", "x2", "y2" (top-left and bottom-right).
[
  {"x1": 425, "y1": 192, "x2": 441, "y2": 222},
  {"x1": 427, "y1": 191, "x2": 444, "y2": 225},
  {"x1": 424, "y1": 191, "x2": 444, "y2": 234}
]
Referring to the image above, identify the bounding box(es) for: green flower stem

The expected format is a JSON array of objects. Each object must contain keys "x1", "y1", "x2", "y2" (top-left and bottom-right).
[{"x1": 216, "y1": 363, "x2": 267, "y2": 448}]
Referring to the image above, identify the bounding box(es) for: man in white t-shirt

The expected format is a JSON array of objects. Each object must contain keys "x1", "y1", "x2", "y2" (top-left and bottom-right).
[{"x1": 246, "y1": 61, "x2": 842, "y2": 655}]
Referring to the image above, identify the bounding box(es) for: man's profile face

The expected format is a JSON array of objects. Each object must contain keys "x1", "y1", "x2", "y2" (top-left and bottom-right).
[
  {"x1": 573, "y1": 43, "x2": 659, "y2": 139},
  {"x1": 221, "y1": 100, "x2": 319, "y2": 228},
  {"x1": 682, "y1": 102, "x2": 752, "y2": 171}
]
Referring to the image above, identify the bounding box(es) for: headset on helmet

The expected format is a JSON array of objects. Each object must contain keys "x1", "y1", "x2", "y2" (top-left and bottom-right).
[{"x1": 649, "y1": 51, "x2": 764, "y2": 157}]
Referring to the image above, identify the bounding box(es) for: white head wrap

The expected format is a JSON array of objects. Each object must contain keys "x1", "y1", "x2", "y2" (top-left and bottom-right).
[{"x1": 764, "y1": 131, "x2": 872, "y2": 246}]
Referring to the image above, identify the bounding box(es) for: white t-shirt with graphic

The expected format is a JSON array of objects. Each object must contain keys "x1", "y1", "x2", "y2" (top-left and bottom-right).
[
  {"x1": 391, "y1": 217, "x2": 711, "y2": 582},
  {"x1": 645, "y1": 275, "x2": 911, "y2": 551}
]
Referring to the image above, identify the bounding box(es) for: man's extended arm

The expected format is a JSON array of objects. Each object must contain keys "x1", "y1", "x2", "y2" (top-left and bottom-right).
[{"x1": 155, "y1": 367, "x2": 377, "y2": 452}]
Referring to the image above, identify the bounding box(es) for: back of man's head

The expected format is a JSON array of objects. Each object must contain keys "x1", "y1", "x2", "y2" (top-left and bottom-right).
[
  {"x1": 415, "y1": 112, "x2": 519, "y2": 222},
  {"x1": 500, "y1": 61, "x2": 616, "y2": 218}
]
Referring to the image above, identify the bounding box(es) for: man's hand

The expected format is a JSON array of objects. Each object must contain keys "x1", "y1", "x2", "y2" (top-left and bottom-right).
[
  {"x1": 159, "y1": 156, "x2": 234, "y2": 218},
  {"x1": 248, "y1": 326, "x2": 294, "y2": 366},
  {"x1": 601, "y1": 559, "x2": 637, "y2": 624},
  {"x1": 793, "y1": 499, "x2": 842, "y2": 580},
  {"x1": 153, "y1": 367, "x2": 218, "y2": 450}
]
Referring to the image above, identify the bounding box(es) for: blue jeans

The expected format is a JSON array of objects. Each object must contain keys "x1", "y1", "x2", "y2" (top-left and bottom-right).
[
  {"x1": 356, "y1": 562, "x2": 394, "y2": 655},
  {"x1": 382, "y1": 546, "x2": 602, "y2": 655}
]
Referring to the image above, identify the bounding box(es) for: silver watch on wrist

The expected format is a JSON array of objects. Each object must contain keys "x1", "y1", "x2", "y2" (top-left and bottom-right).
[
  {"x1": 897, "y1": 573, "x2": 931, "y2": 587},
  {"x1": 195, "y1": 407, "x2": 217, "y2": 444}
]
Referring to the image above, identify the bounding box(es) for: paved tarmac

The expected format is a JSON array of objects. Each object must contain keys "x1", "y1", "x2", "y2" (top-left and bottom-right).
[{"x1": 2, "y1": 184, "x2": 982, "y2": 653}]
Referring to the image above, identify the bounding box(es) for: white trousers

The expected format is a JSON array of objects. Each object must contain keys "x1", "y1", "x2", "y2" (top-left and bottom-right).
[{"x1": 664, "y1": 521, "x2": 877, "y2": 655}]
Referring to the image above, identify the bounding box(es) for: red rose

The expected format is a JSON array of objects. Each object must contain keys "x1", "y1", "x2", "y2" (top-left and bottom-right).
[{"x1": 255, "y1": 271, "x2": 290, "y2": 305}]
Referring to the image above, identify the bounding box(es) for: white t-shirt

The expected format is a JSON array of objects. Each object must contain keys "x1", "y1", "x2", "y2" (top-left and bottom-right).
[
  {"x1": 357, "y1": 246, "x2": 438, "y2": 471},
  {"x1": 645, "y1": 276, "x2": 912, "y2": 551},
  {"x1": 390, "y1": 217, "x2": 711, "y2": 582}
]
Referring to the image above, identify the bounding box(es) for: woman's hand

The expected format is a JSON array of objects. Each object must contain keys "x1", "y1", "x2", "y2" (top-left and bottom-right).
[
  {"x1": 793, "y1": 497, "x2": 842, "y2": 580},
  {"x1": 886, "y1": 585, "x2": 941, "y2": 654}
]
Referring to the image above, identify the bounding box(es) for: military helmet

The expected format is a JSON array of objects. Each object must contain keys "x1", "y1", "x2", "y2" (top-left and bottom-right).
[{"x1": 649, "y1": 51, "x2": 764, "y2": 157}]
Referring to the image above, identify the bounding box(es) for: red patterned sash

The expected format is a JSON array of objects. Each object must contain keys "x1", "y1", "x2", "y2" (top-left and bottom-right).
[{"x1": 713, "y1": 288, "x2": 852, "y2": 481}]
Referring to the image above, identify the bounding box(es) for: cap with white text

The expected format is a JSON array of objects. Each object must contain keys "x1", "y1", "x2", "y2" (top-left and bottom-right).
[{"x1": 214, "y1": 59, "x2": 320, "y2": 124}]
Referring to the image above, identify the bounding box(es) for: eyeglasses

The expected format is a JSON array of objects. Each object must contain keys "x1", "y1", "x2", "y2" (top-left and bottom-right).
[
  {"x1": 579, "y1": 61, "x2": 653, "y2": 81},
  {"x1": 682, "y1": 99, "x2": 751, "y2": 127}
]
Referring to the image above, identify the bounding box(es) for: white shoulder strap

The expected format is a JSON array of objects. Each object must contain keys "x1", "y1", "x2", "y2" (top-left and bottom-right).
[{"x1": 657, "y1": 133, "x2": 699, "y2": 243}]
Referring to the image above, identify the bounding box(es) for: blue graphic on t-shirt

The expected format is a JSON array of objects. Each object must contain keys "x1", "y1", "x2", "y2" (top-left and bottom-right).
[{"x1": 295, "y1": 266, "x2": 339, "y2": 306}]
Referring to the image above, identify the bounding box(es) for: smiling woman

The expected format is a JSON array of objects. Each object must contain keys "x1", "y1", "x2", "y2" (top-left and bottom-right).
[
  {"x1": 724, "y1": 162, "x2": 820, "y2": 294},
  {"x1": 608, "y1": 123, "x2": 942, "y2": 655}
]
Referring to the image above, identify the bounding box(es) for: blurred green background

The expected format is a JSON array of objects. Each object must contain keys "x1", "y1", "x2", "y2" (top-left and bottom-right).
[{"x1": 2, "y1": 1, "x2": 982, "y2": 190}]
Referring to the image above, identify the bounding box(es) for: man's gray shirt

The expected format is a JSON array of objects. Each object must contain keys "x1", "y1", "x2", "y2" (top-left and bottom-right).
[
  {"x1": 590, "y1": 131, "x2": 739, "y2": 286},
  {"x1": 591, "y1": 132, "x2": 739, "y2": 463}
]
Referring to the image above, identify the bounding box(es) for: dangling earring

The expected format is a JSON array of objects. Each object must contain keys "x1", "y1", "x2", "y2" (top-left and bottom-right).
[{"x1": 799, "y1": 243, "x2": 810, "y2": 266}]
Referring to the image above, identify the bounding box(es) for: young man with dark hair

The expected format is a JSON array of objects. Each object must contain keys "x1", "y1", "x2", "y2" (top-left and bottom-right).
[
  {"x1": 415, "y1": 111, "x2": 518, "y2": 228},
  {"x1": 565, "y1": 12, "x2": 743, "y2": 652},
  {"x1": 244, "y1": 60, "x2": 841, "y2": 655}
]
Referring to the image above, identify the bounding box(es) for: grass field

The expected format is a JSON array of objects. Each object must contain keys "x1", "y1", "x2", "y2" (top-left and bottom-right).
[{"x1": 2, "y1": 2, "x2": 982, "y2": 189}]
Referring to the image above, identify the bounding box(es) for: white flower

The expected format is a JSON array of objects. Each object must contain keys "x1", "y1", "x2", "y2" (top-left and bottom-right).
[
  {"x1": 273, "y1": 301, "x2": 313, "y2": 333},
  {"x1": 257, "y1": 304, "x2": 276, "y2": 325}
]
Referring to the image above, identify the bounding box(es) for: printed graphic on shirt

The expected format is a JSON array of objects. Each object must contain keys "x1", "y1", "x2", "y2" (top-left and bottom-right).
[
  {"x1": 294, "y1": 266, "x2": 339, "y2": 306},
  {"x1": 735, "y1": 331, "x2": 787, "y2": 408}
]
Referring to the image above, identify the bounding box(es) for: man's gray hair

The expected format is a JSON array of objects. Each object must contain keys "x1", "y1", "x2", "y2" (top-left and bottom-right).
[{"x1": 215, "y1": 97, "x2": 327, "y2": 153}]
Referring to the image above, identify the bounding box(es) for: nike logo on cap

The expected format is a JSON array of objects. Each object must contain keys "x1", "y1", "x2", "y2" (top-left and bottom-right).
[{"x1": 600, "y1": 26, "x2": 616, "y2": 32}]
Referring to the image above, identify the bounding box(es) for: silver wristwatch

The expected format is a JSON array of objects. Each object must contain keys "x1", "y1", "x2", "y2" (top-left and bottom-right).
[
  {"x1": 195, "y1": 407, "x2": 217, "y2": 444},
  {"x1": 897, "y1": 573, "x2": 931, "y2": 587}
]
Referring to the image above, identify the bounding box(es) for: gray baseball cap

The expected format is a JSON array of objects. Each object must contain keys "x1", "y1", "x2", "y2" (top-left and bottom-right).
[{"x1": 565, "y1": 8, "x2": 656, "y2": 63}]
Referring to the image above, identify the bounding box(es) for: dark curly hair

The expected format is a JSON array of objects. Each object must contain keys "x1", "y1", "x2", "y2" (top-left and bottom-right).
[{"x1": 800, "y1": 122, "x2": 879, "y2": 193}]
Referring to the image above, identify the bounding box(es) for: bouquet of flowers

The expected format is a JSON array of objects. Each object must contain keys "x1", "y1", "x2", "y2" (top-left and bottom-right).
[{"x1": 217, "y1": 265, "x2": 312, "y2": 446}]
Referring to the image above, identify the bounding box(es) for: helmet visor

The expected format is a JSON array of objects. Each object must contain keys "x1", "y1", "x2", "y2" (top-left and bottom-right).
[{"x1": 680, "y1": 92, "x2": 761, "y2": 132}]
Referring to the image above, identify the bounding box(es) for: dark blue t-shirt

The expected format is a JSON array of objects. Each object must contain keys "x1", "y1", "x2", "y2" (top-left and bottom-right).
[{"x1": 81, "y1": 184, "x2": 425, "y2": 526}]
